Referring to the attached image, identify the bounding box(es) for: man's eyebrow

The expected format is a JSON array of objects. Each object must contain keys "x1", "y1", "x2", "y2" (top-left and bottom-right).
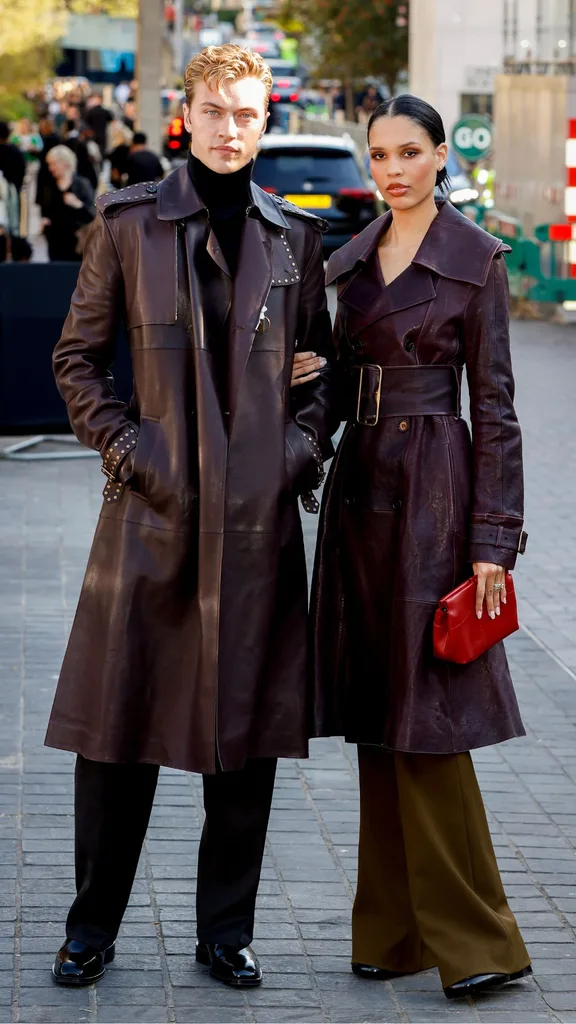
[{"x1": 200, "y1": 102, "x2": 258, "y2": 114}]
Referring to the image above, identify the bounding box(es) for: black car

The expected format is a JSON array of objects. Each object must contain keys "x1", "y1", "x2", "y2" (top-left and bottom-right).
[{"x1": 254, "y1": 134, "x2": 382, "y2": 254}]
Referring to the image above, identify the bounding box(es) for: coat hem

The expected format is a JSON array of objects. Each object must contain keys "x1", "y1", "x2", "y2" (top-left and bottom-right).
[
  {"x1": 311, "y1": 727, "x2": 526, "y2": 754},
  {"x1": 45, "y1": 724, "x2": 310, "y2": 773}
]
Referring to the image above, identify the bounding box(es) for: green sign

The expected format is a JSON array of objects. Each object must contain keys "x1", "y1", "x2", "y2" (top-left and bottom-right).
[{"x1": 451, "y1": 115, "x2": 493, "y2": 163}]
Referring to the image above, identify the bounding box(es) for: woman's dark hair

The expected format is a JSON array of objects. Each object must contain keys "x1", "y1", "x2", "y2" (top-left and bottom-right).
[{"x1": 367, "y1": 94, "x2": 450, "y2": 193}]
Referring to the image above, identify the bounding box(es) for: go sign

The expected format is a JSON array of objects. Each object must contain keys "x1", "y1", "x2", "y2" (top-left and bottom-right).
[{"x1": 451, "y1": 115, "x2": 493, "y2": 163}]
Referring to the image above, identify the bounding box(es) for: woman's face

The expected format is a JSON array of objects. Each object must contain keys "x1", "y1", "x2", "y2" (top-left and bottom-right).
[
  {"x1": 48, "y1": 155, "x2": 69, "y2": 179},
  {"x1": 368, "y1": 115, "x2": 447, "y2": 211}
]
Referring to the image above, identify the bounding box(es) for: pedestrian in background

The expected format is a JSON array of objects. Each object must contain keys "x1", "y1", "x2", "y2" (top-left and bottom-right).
[
  {"x1": 10, "y1": 117, "x2": 43, "y2": 162},
  {"x1": 35, "y1": 118, "x2": 61, "y2": 211},
  {"x1": 0, "y1": 170, "x2": 21, "y2": 262},
  {"x1": 107, "y1": 120, "x2": 133, "y2": 188},
  {"x1": 0, "y1": 122, "x2": 26, "y2": 195},
  {"x1": 84, "y1": 94, "x2": 113, "y2": 159},
  {"x1": 293, "y1": 93, "x2": 531, "y2": 1000},
  {"x1": 121, "y1": 96, "x2": 137, "y2": 132},
  {"x1": 62, "y1": 121, "x2": 98, "y2": 191},
  {"x1": 40, "y1": 145, "x2": 95, "y2": 261},
  {"x1": 123, "y1": 131, "x2": 163, "y2": 186}
]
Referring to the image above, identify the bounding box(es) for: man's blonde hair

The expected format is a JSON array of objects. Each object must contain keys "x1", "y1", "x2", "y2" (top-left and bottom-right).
[{"x1": 184, "y1": 44, "x2": 273, "y2": 108}]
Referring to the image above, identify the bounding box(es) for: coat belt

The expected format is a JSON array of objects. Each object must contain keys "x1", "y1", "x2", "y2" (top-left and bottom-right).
[{"x1": 353, "y1": 364, "x2": 462, "y2": 425}]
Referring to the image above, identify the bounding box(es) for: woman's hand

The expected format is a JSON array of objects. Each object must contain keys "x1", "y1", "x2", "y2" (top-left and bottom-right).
[
  {"x1": 63, "y1": 192, "x2": 84, "y2": 210},
  {"x1": 291, "y1": 350, "x2": 326, "y2": 387},
  {"x1": 473, "y1": 562, "x2": 507, "y2": 620},
  {"x1": 40, "y1": 217, "x2": 51, "y2": 229}
]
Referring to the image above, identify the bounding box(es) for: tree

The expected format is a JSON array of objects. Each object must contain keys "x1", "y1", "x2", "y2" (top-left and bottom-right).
[
  {"x1": 0, "y1": 0, "x2": 67, "y2": 113},
  {"x1": 0, "y1": 0, "x2": 137, "y2": 120},
  {"x1": 67, "y1": 0, "x2": 138, "y2": 17},
  {"x1": 278, "y1": 0, "x2": 408, "y2": 113}
]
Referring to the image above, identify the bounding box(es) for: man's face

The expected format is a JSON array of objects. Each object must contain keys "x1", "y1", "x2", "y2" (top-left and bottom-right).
[{"x1": 183, "y1": 76, "x2": 268, "y2": 174}]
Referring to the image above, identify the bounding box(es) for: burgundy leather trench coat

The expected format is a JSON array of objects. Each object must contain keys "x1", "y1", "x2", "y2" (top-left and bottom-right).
[
  {"x1": 45, "y1": 162, "x2": 337, "y2": 774},
  {"x1": 311, "y1": 201, "x2": 527, "y2": 754}
]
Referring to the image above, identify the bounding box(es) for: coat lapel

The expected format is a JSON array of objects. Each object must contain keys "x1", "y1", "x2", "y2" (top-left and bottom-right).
[
  {"x1": 339, "y1": 252, "x2": 437, "y2": 336},
  {"x1": 227, "y1": 216, "x2": 273, "y2": 428}
]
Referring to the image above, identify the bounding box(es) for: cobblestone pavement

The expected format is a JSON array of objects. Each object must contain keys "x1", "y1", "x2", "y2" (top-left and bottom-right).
[{"x1": 1, "y1": 318, "x2": 576, "y2": 1024}]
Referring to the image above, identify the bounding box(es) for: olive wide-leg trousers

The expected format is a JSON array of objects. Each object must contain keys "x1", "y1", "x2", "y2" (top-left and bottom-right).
[{"x1": 352, "y1": 746, "x2": 530, "y2": 988}]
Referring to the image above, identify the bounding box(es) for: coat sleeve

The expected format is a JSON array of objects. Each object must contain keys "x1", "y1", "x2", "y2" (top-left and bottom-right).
[
  {"x1": 287, "y1": 228, "x2": 340, "y2": 497},
  {"x1": 52, "y1": 210, "x2": 137, "y2": 483},
  {"x1": 463, "y1": 252, "x2": 526, "y2": 569}
]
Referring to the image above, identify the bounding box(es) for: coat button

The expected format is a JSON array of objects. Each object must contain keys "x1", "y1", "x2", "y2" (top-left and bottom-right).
[
  {"x1": 398, "y1": 420, "x2": 409, "y2": 432},
  {"x1": 186, "y1": 324, "x2": 193, "y2": 333},
  {"x1": 404, "y1": 339, "x2": 415, "y2": 352},
  {"x1": 146, "y1": 183, "x2": 158, "y2": 194},
  {"x1": 392, "y1": 499, "x2": 403, "y2": 511}
]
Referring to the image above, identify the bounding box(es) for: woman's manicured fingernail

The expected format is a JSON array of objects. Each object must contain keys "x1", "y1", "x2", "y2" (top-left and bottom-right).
[
  {"x1": 477, "y1": 611, "x2": 482, "y2": 619},
  {"x1": 319, "y1": 358, "x2": 327, "y2": 366},
  {"x1": 496, "y1": 607, "x2": 501, "y2": 616},
  {"x1": 502, "y1": 597, "x2": 507, "y2": 604},
  {"x1": 490, "y1": 611, "x2": 496, "y2": 620}
]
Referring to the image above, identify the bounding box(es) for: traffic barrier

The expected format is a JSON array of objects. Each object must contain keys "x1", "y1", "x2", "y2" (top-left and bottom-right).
[{"x1": 0, "y1": 262, "x2": 133, "y2": 433}]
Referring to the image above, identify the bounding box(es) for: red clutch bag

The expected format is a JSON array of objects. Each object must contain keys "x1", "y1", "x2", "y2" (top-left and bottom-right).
[{"x1": 433, "y1": 572, "x2": 519, "y2": 665}]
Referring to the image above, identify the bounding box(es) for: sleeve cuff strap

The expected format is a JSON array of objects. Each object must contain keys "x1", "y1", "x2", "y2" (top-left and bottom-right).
[
  {"x1": 469, "y1": 523, "x2": 528, "y2": 554},
  {"x1": 101, "y1": 426, "x2": 138, "y2": 482}
]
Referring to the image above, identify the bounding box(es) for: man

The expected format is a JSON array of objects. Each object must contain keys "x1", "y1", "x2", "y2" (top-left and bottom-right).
[
  {"x1": 83, "y1": 94, "x2": 113, "y2": 157},
  {"x1": 0, "y1": 122, "x2": 26, "y2": 194},
  {"x1": 124, "y1": 131, "x2": 164, "y2": 186},
  {"x1": 47, "y1": 44, "x2": 336, "y2": 990}
]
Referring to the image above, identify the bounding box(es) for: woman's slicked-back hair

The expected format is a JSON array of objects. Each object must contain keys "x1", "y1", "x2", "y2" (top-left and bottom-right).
[{"x1": 367, "y1": 94, "x2": 450, "y2": 192}]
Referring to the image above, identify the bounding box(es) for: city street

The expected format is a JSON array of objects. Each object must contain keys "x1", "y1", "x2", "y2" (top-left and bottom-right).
[{"x1": 1, "y1": 311, "x2": 576, "y2": 1024}]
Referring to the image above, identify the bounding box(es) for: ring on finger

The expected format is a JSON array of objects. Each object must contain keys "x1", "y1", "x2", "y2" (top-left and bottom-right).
[{"x1": 493, "y1": 583, "x2": 505, "y2": 591}]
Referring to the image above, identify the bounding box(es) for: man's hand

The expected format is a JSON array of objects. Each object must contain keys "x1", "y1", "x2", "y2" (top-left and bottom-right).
[
  {"x1": 473, "y1": 562, "x2": 507, "y2": 620},
  {"x1": 291, "y1": 350, "x2": 326, "y2": 387}
]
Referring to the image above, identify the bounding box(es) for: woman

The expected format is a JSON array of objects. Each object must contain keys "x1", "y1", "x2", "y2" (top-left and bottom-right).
[
  {"x1": 107, "y1": 119, "x2": 133, "y2": 188},
  {"x1": 9, "y1": 117, "x2": 43, "y2": 162},
  {"x1": 293, "y1": 96, "x2": 531, "y2": 999},
  {"x1": 35, "y1": 118, "x2": 62, "y2": 213},
  {"x1": 41, "y1": 145, "x2": 95, "y2": 262}
]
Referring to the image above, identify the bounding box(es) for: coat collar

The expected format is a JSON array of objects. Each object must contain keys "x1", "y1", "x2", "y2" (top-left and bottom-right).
[
  {"x1": 326, "y1": 200, "x2": 511, "y2": 289},
  {"x1": 156, "y1": 160, "x2": 290, "y2": 229}
]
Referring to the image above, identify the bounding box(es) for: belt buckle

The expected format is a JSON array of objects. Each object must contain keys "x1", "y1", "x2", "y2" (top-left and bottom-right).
[
  {"x1": 101, "y1": 464, "x2": 116, "y2": 482},
  {"x1": 357, "y1": 364, "x2": 382, "y2": 427}
]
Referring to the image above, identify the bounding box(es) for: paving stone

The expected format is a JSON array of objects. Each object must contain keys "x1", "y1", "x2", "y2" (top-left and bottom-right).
[
  {"x1": 174, "y1": 1012, "x2": 252, "y2": 1023},
  {"x1": 96, "y1": 1007, "x2": 170, "y2": 1023}
]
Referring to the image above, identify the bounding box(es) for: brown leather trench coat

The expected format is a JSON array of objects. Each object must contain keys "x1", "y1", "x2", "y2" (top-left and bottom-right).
[
  {"x1": 45, "y1": 163, "x2": 337, "y2": 774},
  {"x1": 311, "y1": 201, "x2": 527, "y2": 754}
]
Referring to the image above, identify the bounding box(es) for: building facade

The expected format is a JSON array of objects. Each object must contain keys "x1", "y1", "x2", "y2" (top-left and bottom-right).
[{"x1": 409, "y1": 0, "x2": 576, "y2": 138}]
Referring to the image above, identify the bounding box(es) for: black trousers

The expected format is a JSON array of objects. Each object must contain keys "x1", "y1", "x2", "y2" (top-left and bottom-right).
[{"x1": 66, "y1": 755, "x2": 277, "y2": 952}]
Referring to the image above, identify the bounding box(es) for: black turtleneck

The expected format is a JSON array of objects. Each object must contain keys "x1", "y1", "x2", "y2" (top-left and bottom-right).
[{"x1": 187, "y1": 152, "x2": 253, "y2": 277}]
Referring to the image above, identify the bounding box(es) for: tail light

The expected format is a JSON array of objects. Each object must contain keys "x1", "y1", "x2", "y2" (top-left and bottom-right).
[
  {"x1": 168, "y1": 140, "x2": 181, "y2": 150},
  {"x1": 339, "y1": 187, "x2": 375, "y2": 201},
  {"x1": 168, "y1": 117, "x2": 184, "y2": 137},
  {"x1": 270, "y1": 92, "x2": 281, "y2": 102},
  {"x1": 289, "y1": 92, "x2": 300, "y2": 102}
]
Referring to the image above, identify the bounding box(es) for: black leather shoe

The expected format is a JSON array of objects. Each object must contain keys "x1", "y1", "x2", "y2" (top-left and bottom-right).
[
  {"x1": 352, "y1": 962, "x2": 405, "y2": 980},
  {"x1": 52, "y1": 940, "x2": 115, "y2": 986},
  {"x1": 196, "y1": 941, "x2": 262, "y2": 987},
  {"x1": 444, "y1": 966, "x2": 532, "y2": 999}
]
